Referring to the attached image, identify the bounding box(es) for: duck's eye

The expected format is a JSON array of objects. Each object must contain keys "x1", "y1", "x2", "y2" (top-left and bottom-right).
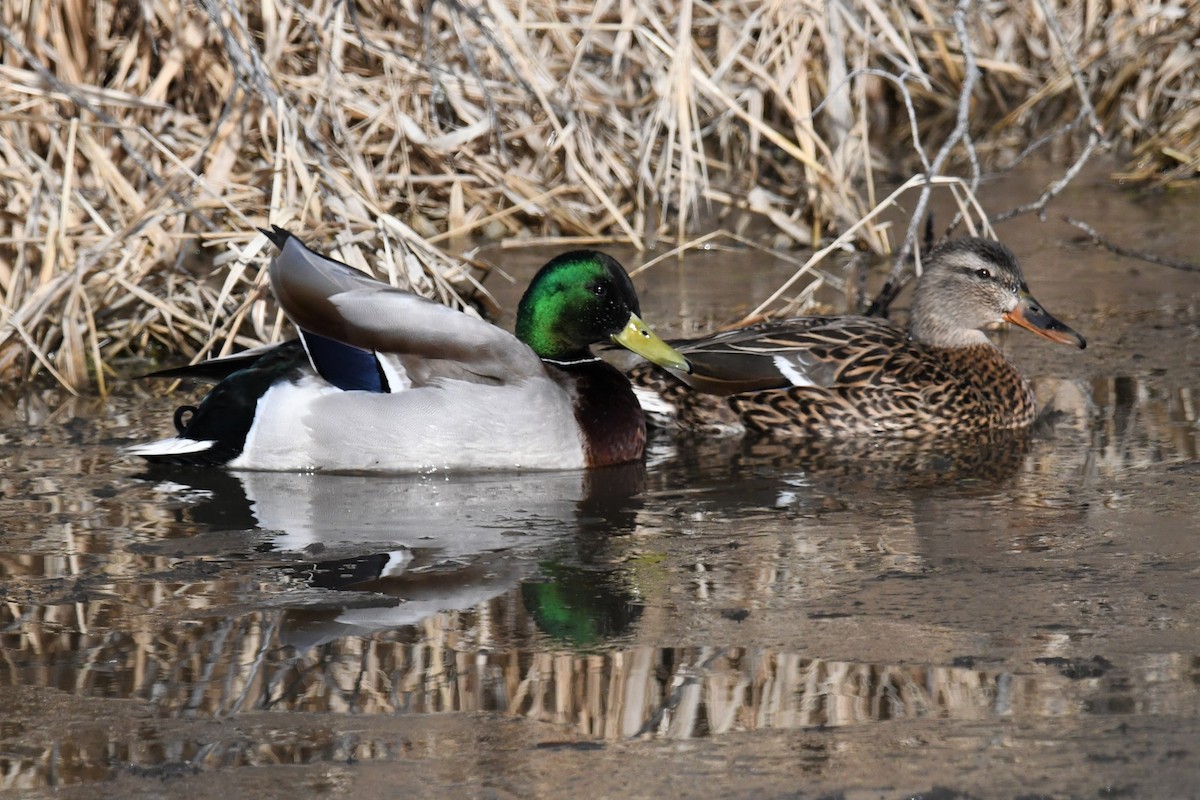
[
  {"x1": 974, "y1": 267, "x2": 992, "y2": 280},
  {"x1": 591, "y1": 283, "x2": 608, "y2": 298}
]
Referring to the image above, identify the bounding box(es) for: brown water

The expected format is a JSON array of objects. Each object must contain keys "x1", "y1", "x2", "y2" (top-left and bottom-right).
[{"x1": 2, "y1": 164, "x2": 1199, "y2": 798}]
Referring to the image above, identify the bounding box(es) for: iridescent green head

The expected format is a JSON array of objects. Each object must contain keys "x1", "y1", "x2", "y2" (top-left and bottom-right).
[{"x1": 515, "y1": 251, "x2": 689, "y2": 371}]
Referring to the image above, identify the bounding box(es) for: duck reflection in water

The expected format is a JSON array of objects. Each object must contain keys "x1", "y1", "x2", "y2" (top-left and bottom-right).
[{"x1": 139, "y1": 462, "x2": 648, "y2": 649}]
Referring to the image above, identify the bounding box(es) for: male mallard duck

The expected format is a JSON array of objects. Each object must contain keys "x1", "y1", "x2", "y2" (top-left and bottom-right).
[
  {"x1": 629, "y1": 237, "x2": 1085, "y2": 437},
  {"x1": 128, "y1": 226, "x2": 690, "y2": 471}
]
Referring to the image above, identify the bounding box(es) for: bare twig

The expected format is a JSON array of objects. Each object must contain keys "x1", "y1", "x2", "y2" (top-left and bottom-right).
[
  {"x1": 991, "y1": 0, "x2": 1110, "y2": 223},
  {"x1": 1065, "y1": 217, "x2": 1200, "y2": 273},
  {"x1": 995, "y1": 112, "x2": 1087, "y2": 173},
  {"x1": 1032, "y1": 0, "x2": 1105, "y2": 136},
  {"x1": 898, "y1": 2, "x2": 979, "y2": 266},
  {"x1": 993, "y1": 131, "x2": 1103, "y2": 222},
  {"x1": 866, "y1": 0, "x2": 981, "y2": 318}
]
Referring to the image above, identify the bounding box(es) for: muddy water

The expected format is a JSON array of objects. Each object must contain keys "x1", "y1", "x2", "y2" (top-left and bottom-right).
[{"x1": 2, "y1": 164, "x2": 1199, "y2": 798}]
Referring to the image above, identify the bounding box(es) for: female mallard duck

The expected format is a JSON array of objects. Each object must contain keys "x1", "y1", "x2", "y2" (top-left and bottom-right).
[
  {"x1": 128, "y1": 226, "x2": 690, "y2": 471},
  {"x1": 630, "y1": 237, "x2": 1085, "y2": 438}
]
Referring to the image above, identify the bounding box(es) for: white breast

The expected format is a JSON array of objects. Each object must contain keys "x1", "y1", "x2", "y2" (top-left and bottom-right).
[{"x1": 229, "y1": 374, "x2": 587, "y2": 472}]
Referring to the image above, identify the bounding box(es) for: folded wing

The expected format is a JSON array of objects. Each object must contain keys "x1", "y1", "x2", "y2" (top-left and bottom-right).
[
  {"x1": 665, "y1": 318, "x2": 856, "y2": 395},
  {"x1": 265, "y1": 227, "x2": 546, "y2": 387}
]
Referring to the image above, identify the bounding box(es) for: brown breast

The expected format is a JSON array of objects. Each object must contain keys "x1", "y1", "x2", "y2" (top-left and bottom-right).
[{"x1": 563, "y1": 361, "x2": 648, "y2": 467}]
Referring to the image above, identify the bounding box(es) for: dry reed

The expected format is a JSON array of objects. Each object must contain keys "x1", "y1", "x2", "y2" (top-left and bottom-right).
[{"x1": 0, "y1": 0, "x2": 1195, "y2": 391}]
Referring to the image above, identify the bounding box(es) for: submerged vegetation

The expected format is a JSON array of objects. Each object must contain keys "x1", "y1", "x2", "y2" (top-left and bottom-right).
[{"x1": 0, "y1": 0, "x2": 1195, "y2": 391}]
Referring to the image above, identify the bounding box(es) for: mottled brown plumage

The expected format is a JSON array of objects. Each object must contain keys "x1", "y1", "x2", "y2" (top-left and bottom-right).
[{"x1": 631, "y1": 237, "x2": 1086, "y2": 439}]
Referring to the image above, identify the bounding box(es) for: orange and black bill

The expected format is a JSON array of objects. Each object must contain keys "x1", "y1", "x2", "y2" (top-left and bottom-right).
[{"x1": 1004, "y1": 290, "x2": 1087, "y2": 349}]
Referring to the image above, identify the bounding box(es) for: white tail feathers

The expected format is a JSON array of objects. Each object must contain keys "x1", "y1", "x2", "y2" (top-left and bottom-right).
[{"x1": 125, "y1": 437, "x2": 216, "y2": 457}]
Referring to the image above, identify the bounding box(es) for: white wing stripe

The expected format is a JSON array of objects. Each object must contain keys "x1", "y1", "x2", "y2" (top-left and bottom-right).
[
  {"x1": 773, "y1": 354, "x2": 815, "y2": 387},
  {"x1": 632, "y1": 385, "x2": 676, "y2": 416}
]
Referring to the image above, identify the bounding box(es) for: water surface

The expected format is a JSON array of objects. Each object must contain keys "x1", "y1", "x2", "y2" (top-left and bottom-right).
[{"x1": 2, "y1": 166, "x2": 1199, "y2": 798}]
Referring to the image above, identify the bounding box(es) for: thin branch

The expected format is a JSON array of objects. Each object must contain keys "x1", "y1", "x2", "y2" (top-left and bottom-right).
[
  {"x1": 993, "y1": 131, "x2": 1102, "y2": 222},
  {"x1": 996, "y1": 112, "x2": 1086, "y2": 173},
  {"x1": 868, "y1": 0, "x2": 980, "y2": 318},
  {"x1": 1065, "y1": 217, "x2": 1200, "y2": 273},
  {"x1": 992, "y1": 0, "x2": 1109, "y2": 222},
  {"x1": 895, "y1": 1, "x2": 979, "y2": 271},
  {"x1": 1032, "y1": 0, "x2": 1105, "y2": 135},
  {"x1": 812, "y1": 67, "x2": 931, "y2": 173},
  {"x1": 449, "y1": 6, "x2": 509, "y2": 161}
]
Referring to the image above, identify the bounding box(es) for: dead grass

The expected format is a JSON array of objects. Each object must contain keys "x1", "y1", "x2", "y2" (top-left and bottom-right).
[{"x1": 0, "y1": 0, "x2": 1195, "y2": 391}]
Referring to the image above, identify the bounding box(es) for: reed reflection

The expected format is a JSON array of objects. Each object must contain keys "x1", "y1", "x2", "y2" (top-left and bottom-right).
[{"x1": 1, "y1": 367, "x2": 1197, "y2": 791}]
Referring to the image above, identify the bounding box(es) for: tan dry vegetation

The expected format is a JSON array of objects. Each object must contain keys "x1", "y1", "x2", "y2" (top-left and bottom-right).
[{"x1": 0, "y1": 0, "x2": 1196, "y2": 391}]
